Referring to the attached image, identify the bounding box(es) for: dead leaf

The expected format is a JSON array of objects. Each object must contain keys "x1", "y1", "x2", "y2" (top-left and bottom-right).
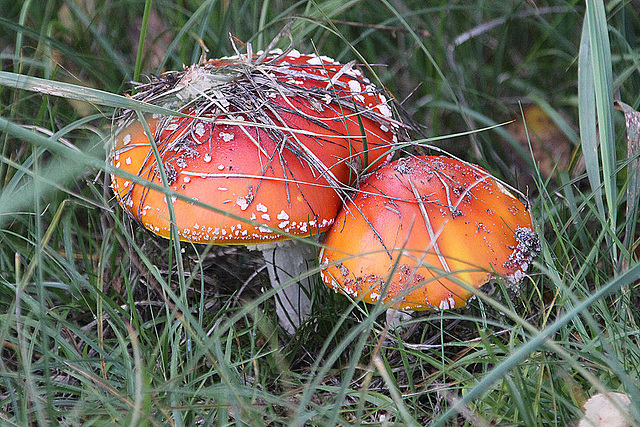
[{"x1": 507, "y1": 104, "x2": 574, "y2": 179}]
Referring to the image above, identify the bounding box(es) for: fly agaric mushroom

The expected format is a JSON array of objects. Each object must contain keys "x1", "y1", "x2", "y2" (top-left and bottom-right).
[
  {"x1": 319, "y1": 155, "x2": 539, "y2": 317},
  {"x1": 110, "y1": 47, "x2": 400, "y2": 333}
]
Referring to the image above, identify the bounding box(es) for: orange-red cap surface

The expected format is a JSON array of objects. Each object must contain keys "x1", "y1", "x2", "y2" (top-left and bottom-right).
[{"x1": 319, "y1": 156, "x2": 540, "y2": 310}]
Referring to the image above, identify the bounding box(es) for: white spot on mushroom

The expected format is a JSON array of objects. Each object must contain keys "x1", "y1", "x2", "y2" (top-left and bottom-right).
[
  {"x1": 276, "y1": 210, "x2": 289, "y2": 221},
  {"x1": 343, "y1": 286, "x2": 358, "y2": 297},
  {"x1": 261, "y1": 214, "x2": 271, "y2": 221},
  {"x1": 438, "y1": 297, "x2": 455, "y2": 310},
  {"x1": 122, "y1": 134, "x2": 131, "y2": 145},
  {"x1": 508, "y1": 269, "x2": 525, "y2": 285},
  {"x1": 171, "y1": 196, "x2": 177, "y2": 204},
  {"x1": 306, "y1": 56, "x2": 323, "y2": 65},
  {"x1": 203, "y1": 153, "x2": 212, "y2": 162},
  {"x1": 320, "y1": 218, "x2": 335, "y2": 227},
  {"x1": 125, "y1": 157, "x2": 132, "y2": 165},
  {"x1": 115, "y1": 162, "x2": 121, "y2": 168},
  {"x1": 278, "y1": 221, "x2": 289, "y2": 229},
  {"x1": 123, "y1": 180, "x2": 130, "y2": 188},
  {"x1": 195, "y1": 122, "x2": 206, "y2": 137},
  {"x1": 375, "y1": 103, "x2": 392, "y2": 118},
  {"x1": 218, "y1": 164, "x2": 225, "y2": 170},
  {"x1": 219, "y1": 132, "x2": 234, "y2": 142},
  {"x1": 320, "y1": 269, "x2": 327, "y2": 282},
  {"x1": 236, "y1": 196, "x2": 249, "y2": 211},
  {"x1": 299, "y1": 222, "x2": 308, "y2": 233},
  {"x1": 256, "y1": 203, "x2": 267, "y2": 213},
  {"x1": 348, "y1": 80, "x2": 362, "y2": 93},
  {"x1": 369, "y1": 292, "x2": 380, "y2": 302},
  {"x1": 218, "y1": 187, "x2": 228, "y2": 191},
  {"x1": 288, "y1": 49, "x2": 301, "y2": 58},
  {"x1": 184, "y1": 176, "x2": 191, "y2": 183}
]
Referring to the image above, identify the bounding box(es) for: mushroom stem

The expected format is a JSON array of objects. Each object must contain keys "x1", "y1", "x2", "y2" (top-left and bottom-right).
[
  {"x1": 258, "y1": 238, "x2": 318, "y2": 334},
  {"x1": 385, "y1": 308, "x2": 414, "y2": 331}
]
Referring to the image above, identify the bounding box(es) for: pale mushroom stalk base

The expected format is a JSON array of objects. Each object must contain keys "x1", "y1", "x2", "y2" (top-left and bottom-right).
[
  {"x1": 253, "y1": 238, "x2": 318, "y2": 334},
  {"x1": 385, "y1": 308, "x2": 414, "y2": 331}
]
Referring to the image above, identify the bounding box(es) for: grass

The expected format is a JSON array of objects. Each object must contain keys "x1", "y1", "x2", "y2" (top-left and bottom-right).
[{"x1": 1, "y1": 0, "x2": 640, "y2": 425}]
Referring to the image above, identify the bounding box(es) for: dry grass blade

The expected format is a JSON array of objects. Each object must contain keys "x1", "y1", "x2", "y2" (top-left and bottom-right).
[
  {"x1": 614, "y1": 100, "x2": 640, "y2": 266},
  {"x1": 408, "y1": 176, "x2": 451, "y2": 274}
]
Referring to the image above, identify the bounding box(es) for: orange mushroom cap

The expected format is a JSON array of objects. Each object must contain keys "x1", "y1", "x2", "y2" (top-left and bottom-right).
[
  {"x1": 319, "y1": 156, "x2": 540, "y2": 310},
  {"x1": 110, "y1": 50, "x2": 400, "y2": 244}
]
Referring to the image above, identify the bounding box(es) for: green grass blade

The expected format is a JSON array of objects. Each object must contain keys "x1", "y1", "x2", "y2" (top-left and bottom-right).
[
  {"x1": 585, "y1": 0, "x2": 618, "y2": 261},
  {"x1": 615, "y1": 101, "x2": 640, "y2": 262},
  {"x1": 133, "y1": 0, "x2": 154, "y2": 85},
  {"x1": 578, "y1": 12, "x2": 606, "y2": 231}
]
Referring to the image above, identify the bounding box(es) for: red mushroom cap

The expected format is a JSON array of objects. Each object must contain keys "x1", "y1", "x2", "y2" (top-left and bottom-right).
[
  {"x1": 110, "y1": 50, "x2": 400, "y2": 244},
  {"x1": 319, "y1": 156, "x2": 540, "y2": 310}
]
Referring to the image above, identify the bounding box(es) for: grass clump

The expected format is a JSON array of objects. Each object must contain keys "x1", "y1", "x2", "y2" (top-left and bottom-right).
[{"x1": 1, "y1": 0, "x2": 639, "y2": 425}]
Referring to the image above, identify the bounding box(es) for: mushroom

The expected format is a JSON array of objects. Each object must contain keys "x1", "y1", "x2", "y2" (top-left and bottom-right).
[
  {"x1": 109, "y1": 48, "x2": 400, "y2": 332},
  {"x1": 319, "y1": 155, "x2": 540, "y2": 321}
]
